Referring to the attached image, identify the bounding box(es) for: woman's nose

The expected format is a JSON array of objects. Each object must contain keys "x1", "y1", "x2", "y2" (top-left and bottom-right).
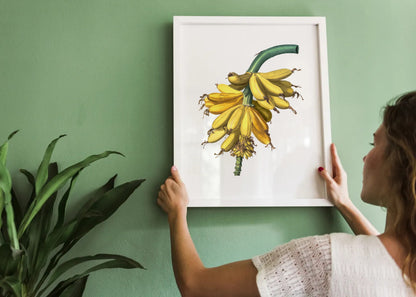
[{"x1": 363, "y1": 155, "x2": 367, "y2": 162}]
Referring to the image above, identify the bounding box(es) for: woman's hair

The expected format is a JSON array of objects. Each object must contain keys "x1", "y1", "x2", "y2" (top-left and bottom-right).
[{"x1": 383, "y1": 90, "x2": 416, "y2": 290}]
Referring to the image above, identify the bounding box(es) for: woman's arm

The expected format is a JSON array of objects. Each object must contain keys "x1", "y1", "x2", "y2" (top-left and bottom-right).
[
  {"x1": 318, "y1": 143, "x2": 379, "y2": 236},
  {"x1": 158, "y1": 166, "x2": 260, "y2": 297}
]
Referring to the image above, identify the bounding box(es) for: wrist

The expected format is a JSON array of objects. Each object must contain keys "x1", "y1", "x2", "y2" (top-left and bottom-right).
[
  {"x1": 168, "y1": 208, "x2": 187, "y2": 224},
  {"x1": 336, "y1": 198, "x2": 355, "y2": 212}
]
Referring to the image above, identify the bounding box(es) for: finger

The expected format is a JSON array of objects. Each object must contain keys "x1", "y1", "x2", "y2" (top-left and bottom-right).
[
  {"x1": 331, "y1": 143, "x2": 343, "y2": 176},
  {"x1": 160, "y1": 184, "x2": 166, "y2": 191},
  {"x1": 318, "y1": 167, "x2": 334, "y2": 185},
  {"x1": 170, "y1": 165, "x2": 182, "y2": 184},
  {"x1": 157, "y1": 197, "x2": 165, "y2": 209}
]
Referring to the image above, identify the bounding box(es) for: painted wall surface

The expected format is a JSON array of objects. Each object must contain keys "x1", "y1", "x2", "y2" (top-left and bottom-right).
[{"x1": 0, "y1": 0, "x2": 415, "y2": 296}]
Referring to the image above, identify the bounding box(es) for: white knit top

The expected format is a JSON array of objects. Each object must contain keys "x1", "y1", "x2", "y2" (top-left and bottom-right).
[{"x1": 252, "y1": 233, "x2": 414, "y2": 297}]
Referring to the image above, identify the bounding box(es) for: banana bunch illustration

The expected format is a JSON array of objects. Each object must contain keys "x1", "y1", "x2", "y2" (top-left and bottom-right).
[{"x1": 199, "y1": 44, "x2": 301, "y2": 175}]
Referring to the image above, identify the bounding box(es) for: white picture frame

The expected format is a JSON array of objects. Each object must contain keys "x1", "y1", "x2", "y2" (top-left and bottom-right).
[{"x1": 174, "y1": 16, "x2": 332, "y2": 207}]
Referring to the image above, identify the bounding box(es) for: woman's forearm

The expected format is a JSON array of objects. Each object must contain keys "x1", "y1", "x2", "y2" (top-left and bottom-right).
[
  {"x1": 167, "y1": 211, "x2": 260, "y2": 297},
  {"x1": 168, "y1": 211, "x2": 205, "y2": 296},
  {"x1": 336, "y1": 200, "x2": 379, "y2": 236},
  {"x1": 158, "y1": 167, "x2": 260, "y2": 297}
]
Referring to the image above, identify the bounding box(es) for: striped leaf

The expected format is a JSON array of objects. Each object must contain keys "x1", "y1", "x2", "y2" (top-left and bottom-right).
[
  {"x1": 41, "y1": 253, "x2": 143, "y2": 295},
  {"x1": 41, "y1": 255, "x2": 142, "y2": 297},
  {"x1": 18, "y1": 151, "x2": 122, "y2": 238},
  {"x1": 35, "y1": 135, "x2": 66, "y2": 195},
  {"x1": 33, "y1": 179, "x2": 144, "y2": 293},
  {"x1": 46, "y1": 275, "x2": 88, "y2": 297}
]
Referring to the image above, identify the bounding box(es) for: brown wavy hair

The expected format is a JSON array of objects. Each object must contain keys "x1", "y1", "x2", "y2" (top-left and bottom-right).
[{"x1": 383, "y1": 91, "x2": 416, "y2": 290}]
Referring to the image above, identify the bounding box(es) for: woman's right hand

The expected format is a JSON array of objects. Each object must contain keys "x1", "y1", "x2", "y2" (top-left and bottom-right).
[
  {"x1": 157, "y1": 166, "x2": 189, "y2": 219},
  {"x1": 318, "y1": 143, "x2": 352, "y2": 208}
]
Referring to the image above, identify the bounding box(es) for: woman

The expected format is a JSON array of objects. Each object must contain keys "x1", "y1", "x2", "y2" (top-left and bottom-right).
[{"x1": 157, "y1": 91, "x2": 416, "y2": 296}]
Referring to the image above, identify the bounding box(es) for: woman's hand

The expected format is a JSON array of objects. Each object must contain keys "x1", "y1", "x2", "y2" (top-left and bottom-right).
[
  {"x1": 318, "y1": 143, "x2": 379, "y2": 235},
  {"x1": 157, "y1": 166, "x2": 189, "y2": 219},
  {"x1": 318, "y1": 143, "x2": 352, "y2": 208}
]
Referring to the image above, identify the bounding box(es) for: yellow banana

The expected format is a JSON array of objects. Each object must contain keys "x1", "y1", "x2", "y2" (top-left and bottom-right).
[
  {"x1": 207, "y1": 92, "x2": 242, "y2": 102},
  {"x1": 216, "y1": 84, "x2": 243, "y2": 94},
  {"x1": 229, "y1": 83, "x2": 246, "y2": 91},
  {"x1": 207, "y1": 127, "x2": 227, "y2": 143},
  {"x1": 249, "y1": 107, "x2": 268, "y2": 132},
  {"x1": 221, "y1": 131, "x2": 239, "y2": 152},
  {"x1": 256, "y1": 97, "x2": 275, "y2": 110},
  {"x1": 272, "y1": 80, "x2": 295, "y2": 97},
  {"x1": 260, "y1": 68, "x2": 296, "y2": 81},
  {"x1": 253, "y1": 100, "x2": 272, "y2": 122},
  {"x1": 269, "y1": 95, "x2": 290, "y2": 109},
  {"x1": 249, "y1": 74, "x2": 267, "y2": 101},
  {"x1": 243, "y1": 150, "x2": 253, "y2": 159},
  {"x1": 240, "y1": 107, "x2": 252, "y2": 138},
  {"x1": 208, "y1": 98, "x2": 243, "y2": 114},
  {"x1": 227, "y1": 105, "x2": 245, "y2": 132},
  {"x1": 273, "y1": 80, "x2": 292, "y2": 88},
  {"x1": 282, "y1": 86, "x2": 295, "y2": 97},
  {"x1": 228, "y1": 72, "x2": 251, "y2": 85},
  {"x1": 252, "y1": 125, "x2": 272, "y2": 146},
  {"x1": 203, "y1": 97, "x2": 215, "y2": 108},
  {"x1": 211, "y1": 104, "x2": 241, "y2": 129},
  {"x1": 256, "y1": 73, "x2": 284, "y2": 97}
]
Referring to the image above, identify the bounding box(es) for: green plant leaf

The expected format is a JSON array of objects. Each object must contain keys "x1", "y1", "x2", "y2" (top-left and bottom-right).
[
  {"x1": 34, "y1": 179, "x2": 144, "y2": 293},
  {"x1": 70, "y1": 179, "x2": 144, "y2": 242},
  {"x1": 27, "y1": 163, "x2": 59, "y2": 288},
  {"x1": 19, "y1": 169, "x2": 35, "y2": 187},
  {"x1": 45, "y1": 275, "x2": 88, "y2": 297},
  {"x1": 19, "y1": 169, "x2": 36, "y2": 211},
  {"x1": 76, "y1": 174, "x2": 117, "y2": 219},
  {"x1": 0, "y1": 191, "x2": 5, "y2": 244},
  {"x1": 10, "y1": 188, "x2": 23, "y2": 228},
  {"x1": 53, "y1": 172, "x2": 80, "y2": 231},
  {"x1": 0, "y1": 160, "x2": 12, "y2": 194},
  {"x1": 0, "y1": 244, "x2": 23, "y2": 276},
  {"x1": 0, "y1": 130, "x2": 19, "y2": 166},
  {"x1": 0, "y1": 162, "x2": 19, "y2": 250},
  {"x1": 0, "y1": 244, "x2": 15, "y2": 276},
  {"x1": 53, "y1": 173, "x2": 115, "y2": 233},
  {"x1": 40, "y1": 255, "x2": 143, "y2": 297},
  {"x1": 0, "y1": 275, "x2": 22, "y2": 297},
  {"x1": 0, "y1": 131, "x2": 20, "y2": 249},
  {"x1": 35, "y1": 135, "x2": 66, "y2": 196},
  {"x1": 42, "y1": 253, "x2": 143, "y2": 294},
  {"x1": 18, "y1": 151, "x2": 122, "y2": 238},
  {"x1": 37, "y1": 163, "x2": 59, "y2": 244}
]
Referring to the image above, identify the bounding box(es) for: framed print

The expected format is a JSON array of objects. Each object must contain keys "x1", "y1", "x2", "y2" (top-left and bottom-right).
[{"x1": 173, "y1": 16, "x2": 332, "y2": 207}]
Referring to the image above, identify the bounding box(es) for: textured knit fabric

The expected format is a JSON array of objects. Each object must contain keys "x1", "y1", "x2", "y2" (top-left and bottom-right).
[
  {"x1": 252, "y1": 235, "x2": 331, "y2": 297},
  {"x1": 252, "y1": 233, "x2": 415, "y2": 297},
  {"x1": 330, "y1": 233, "x2": 414, "y2": 296}
]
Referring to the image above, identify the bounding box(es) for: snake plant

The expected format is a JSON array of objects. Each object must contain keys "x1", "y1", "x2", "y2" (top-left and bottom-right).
[{"x1": 0, "y1": 131, "x2": 145, "y2": 297}]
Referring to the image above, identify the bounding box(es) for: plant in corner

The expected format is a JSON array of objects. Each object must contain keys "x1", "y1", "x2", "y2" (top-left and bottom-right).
[{"x1": 0, "y1": 131, "x2": 145, "y2": 297}]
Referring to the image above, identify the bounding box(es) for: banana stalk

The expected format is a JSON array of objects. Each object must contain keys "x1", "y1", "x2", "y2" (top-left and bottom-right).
[
  {"x1": 234, "y1": 156, "x2": 243, "y2": 176},
  {"x1": 234, "y1": 44, "x2": 299, "y2": 176}
]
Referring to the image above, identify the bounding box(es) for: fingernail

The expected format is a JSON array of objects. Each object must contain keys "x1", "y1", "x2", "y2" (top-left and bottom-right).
[
  {"x1": 318, "y1": 167, "x2": 324, "y2": 172},
  {"x1": 172, "y1": 165, "x2": 177, "y2": 171}
]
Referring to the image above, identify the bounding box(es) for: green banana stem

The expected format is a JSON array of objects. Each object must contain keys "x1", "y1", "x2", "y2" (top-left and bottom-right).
[
  {"x1": 247, "y1": 44, "x2": 299, "y2": 73},
  {"x1": 234, "y1": 156, "x2": 243, "y2": 176},
  {"x1": 235, "y1": 44, "x2": 299, "y2": 176}
]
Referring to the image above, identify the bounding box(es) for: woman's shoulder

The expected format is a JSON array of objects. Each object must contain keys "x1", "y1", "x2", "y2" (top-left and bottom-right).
[
  {"x1": 329, "y1": 232, "x2": 384, "y2": 252},
  {"x1": 329, "y1": 233, "x2": 414, "y2": 295}
]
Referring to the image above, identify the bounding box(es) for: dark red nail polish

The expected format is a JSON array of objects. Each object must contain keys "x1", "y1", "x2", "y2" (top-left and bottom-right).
[{"x1": 318, "y1": 167, "x2": 324, "y2": 172}]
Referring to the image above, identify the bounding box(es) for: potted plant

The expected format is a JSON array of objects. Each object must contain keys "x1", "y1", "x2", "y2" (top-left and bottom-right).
[{"x1": 0, "y1": 131, "x2": 145, "y2": 297}]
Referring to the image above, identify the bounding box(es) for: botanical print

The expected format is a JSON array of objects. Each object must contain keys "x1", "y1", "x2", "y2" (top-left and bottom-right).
[{"x1": 200, "y1": 44, "x2": 302, "y2": 175}]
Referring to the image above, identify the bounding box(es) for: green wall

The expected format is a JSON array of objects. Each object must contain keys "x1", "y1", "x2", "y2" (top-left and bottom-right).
[{"x1": 1, "y1": 0, "x2": 415, "y2": 296}]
